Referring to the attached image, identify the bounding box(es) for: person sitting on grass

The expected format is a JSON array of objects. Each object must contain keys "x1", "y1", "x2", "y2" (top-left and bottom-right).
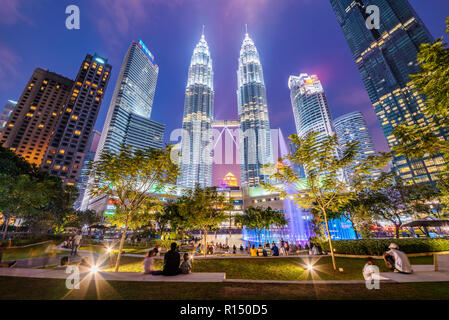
[
  {"x1": 162, "y1": 242, "x2": 181, "y2": 276},
  {"x1": 383, "y1": 243, "x2": 413, "y2": 274},
  {"x1": 180, "y1": 253, "x2": 192, "y2": 274},
  {"x1": 362, "y1": 257, "x2": 379, "y2": 281}
]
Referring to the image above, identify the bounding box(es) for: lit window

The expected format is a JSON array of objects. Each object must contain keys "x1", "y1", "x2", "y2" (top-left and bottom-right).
[
  {"x1": 38, "y1": 124, "x2": 44, "y2": 128},
  {"x1": 59, "y1": 149, "x2": 65, "y2": 154},
  {"x1": 72, "y1": 115, "x2": 78, "y2": 120},
  {"x1": 66, "y1": 108, "x2": 72, "y2": 112},
  {"x1": 74, "y1": 130, "x2": 81, "y2": 135},
  {"x1": 46, "y1": 160, "x2": 51, "y2": 164},
  {"x1": 26, "y1": 113, "x2": 33, "y2": 117},
  {"x1": 54, "y1": 165, "x2": 61, "y2": 170}
]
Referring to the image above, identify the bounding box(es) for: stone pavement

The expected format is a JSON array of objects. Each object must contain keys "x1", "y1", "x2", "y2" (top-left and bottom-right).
[{"x1": 0, "y1": 268, "x2": 226, "y2": 283}]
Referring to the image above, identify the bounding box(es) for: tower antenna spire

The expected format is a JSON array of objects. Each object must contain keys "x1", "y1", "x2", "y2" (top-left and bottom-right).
[
  {"x1": 245, "y1": 24, "x2": 248, "y2": 35},
  {"x1": 202, "y1": 25, "x2": 205, "y2": 38}
]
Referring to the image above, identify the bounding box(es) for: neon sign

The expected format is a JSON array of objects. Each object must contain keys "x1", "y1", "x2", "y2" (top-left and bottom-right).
[{"x1": 138, "y1": 40, "x2": 155, "y2": 63}]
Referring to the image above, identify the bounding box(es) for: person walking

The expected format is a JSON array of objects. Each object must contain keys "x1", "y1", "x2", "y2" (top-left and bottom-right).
[{"x1": 71, "y1": 231, "x2": 82, "y2": 256}]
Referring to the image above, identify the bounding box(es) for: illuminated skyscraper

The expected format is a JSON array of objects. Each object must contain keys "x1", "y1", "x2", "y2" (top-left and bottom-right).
[
  {"x1": 237, "y1": 31, "x2": 273, "y2": 188},
  {"x1": 334, "y1": 111, "x2": 380, "y2": 176},
  {"x1": 96, "y1": 40, "x2": 164, "y2": 158},
  {"x1": 0, "y1": 100, "x2": 17, "y2": 133},
  {"x1": 42, "y1": 54, "x2": 111, "y2": 185},
  {"x1": 288, "y1": 73, "x2": 334, "y2": 143},
  {"x1": 330, "y1": 0, "x2": 446, "y2": 184},
  {"x1": 0, "y1": 69, "x2": 74, "y2": 166},
  {"x1": 178, "y1": 31, "x2": 214, "y2": 188}
]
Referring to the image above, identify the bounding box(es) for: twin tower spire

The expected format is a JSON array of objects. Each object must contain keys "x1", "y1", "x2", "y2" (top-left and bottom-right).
[{"x1": 178, "y1": 26, "x2": 274, "y2": 189}]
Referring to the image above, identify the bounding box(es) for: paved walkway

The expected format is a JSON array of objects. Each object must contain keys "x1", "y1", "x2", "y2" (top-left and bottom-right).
[
  {"x1": 1, "y1": 265, "x2": 448, "y2": 284},
  {"x1": 0, "y1": 268, "x2": 226, "y2": 283}
]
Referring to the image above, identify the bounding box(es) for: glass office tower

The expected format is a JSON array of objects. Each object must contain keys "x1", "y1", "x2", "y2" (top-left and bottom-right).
[
  {"x1": 288, "y1": 73, "x2": 335, "y2": 144},
  {"x1": 334, "y1": 111, "x2": 380, "y2": 177},
  {"x1": 96, "y1": 40, "x2": 164, "y2": 158},
  {"x1": 237, "y1": 32, "x2": 273, "y2": 188},
  {"x1": 178, "y1": 31, "x2": 214, "y2": 188},
  {"x1": 330, "y1": 0, "x2": 446, "y2": 184}
]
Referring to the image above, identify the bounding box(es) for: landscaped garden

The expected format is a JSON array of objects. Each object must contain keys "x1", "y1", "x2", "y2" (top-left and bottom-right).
[{"x1": 101, "y1": 255, "x2": 434, "y2": 281}]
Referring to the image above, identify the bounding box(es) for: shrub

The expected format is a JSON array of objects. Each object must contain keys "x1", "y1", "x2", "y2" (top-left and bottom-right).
[{"x1": 320, "y1": 238, "x2": 449, "y2": 255}]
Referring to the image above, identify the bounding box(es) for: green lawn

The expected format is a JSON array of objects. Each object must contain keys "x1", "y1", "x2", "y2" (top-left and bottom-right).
[
  {"x1": 104, "y1": 255, "x2": 433, "y2": 281},
  {"x1": 79, "y1": 245, "x2": 148, "y2": 255},
  {"x1": 1, "y1": 241, "x2": 64, "y2": 261},
  {"x1": 0, "y1": 276, "x2": 448, "y2": 300}
]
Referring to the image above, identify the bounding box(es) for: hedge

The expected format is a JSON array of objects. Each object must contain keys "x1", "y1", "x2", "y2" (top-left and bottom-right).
[{"x1": 319, "y1": 238, "x2": 449, "y2": 256}]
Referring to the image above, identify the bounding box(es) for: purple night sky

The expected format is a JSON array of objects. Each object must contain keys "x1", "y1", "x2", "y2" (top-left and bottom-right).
[{"x1": 0, "y1": 0, "x2": 448, "y2": 185}]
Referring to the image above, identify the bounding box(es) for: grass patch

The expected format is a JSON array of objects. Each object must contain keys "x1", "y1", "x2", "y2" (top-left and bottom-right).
[
  {"x1": 1, "y1": 241, "x2": 64, "y2": 261},
  {"x1": 103, "y1": 255, "x2": 433, "y2": 281},
  {"x1": 0, "y1": 276, "x2": 448, "y2": 300},
  {"x1": 79, "y1": 245, "x2": 147, "y2": 255}
]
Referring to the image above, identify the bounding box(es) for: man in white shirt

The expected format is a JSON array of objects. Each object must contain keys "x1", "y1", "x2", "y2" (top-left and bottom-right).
[{"x1": 383, "y1": 243, "x2": 413, "y2": 274}]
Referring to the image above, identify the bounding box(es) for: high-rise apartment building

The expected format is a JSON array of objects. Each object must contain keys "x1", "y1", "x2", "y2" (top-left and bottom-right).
[
  {"x1": 96, "y1": 40, "x2": 161, "y2": 157},
  {"x1": 334, "y1": 111, "x2": 380, "y2": 176},
  {"x1": 41, "y1": 54, "x2": 111, "y2": 185},
  {"x1": 0, "y1": 100, "x2": 17, "y2": 133},
  {"x1": 0, "y1": 69, "x2": 74, "y2": 166},
  {"x1": 178, "y1": 31, "x2": 214, "y2": 188},
  {"x1": 237, "y1": 32, "x2": 273, "y2": 188},
  {"x1": 288, "y1": 73, "x2": 335, "y2": 143},
  {"x1": 330, "y1": 0, "x2": 446, "y2": 184}
]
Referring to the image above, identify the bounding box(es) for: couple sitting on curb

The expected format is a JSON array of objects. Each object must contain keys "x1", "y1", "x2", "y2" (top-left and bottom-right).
[{"x1": 143, "y1": 242, "x2": 191, "y2": 276}]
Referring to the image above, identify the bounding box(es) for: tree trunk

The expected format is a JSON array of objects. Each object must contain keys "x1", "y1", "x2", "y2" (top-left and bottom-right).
[
  {"x1": 2, "y1": 216, "x2": 10, "y2": 240},
  {"x1": 395, "y1": 224, "x2": 400, "y2": 239},
  {"x1": 203, "y1": 228, "x2": 207, "y2": 257},
  {"x1": 322, "y1": 209, "x2": 337, "y2": 271},
  {"x1": 114, "y1": 219, "x2": 129, "y2": 272}
]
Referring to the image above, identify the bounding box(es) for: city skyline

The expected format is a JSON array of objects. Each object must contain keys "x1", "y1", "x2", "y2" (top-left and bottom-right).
[{"x1": 1, "y1": 0, "x2": 448, "y2": 185}]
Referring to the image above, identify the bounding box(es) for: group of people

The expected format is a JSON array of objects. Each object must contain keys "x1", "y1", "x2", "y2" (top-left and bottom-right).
[
  {"x1": 61, "y1": 231, "x2": 83, "y2": 256},
  {"x1": 246, "y1": 241, "x2": 322, "y2": 257},
  {"x1": 143, "y1": 242, "x2": 192, "y2": 276},
  {"x1": 363, "y1": 243, "x2": 413, "y2": 280}
]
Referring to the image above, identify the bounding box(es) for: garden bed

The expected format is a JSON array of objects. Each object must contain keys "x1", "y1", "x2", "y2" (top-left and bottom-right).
[{"x1": 320, "y1": 238, "x2": 449, "y2": 256}]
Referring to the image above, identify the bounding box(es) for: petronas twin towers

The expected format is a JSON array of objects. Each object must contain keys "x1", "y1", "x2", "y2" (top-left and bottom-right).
[{"x1": 178, "y1": 28, "x2": 274, "y2": 189}]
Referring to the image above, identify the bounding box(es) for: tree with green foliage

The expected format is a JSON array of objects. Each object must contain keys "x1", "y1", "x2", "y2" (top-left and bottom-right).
[
  {"x1": 88, "y1": 144, "x2": 178, "y2": 271},
  {"x1": 235, "y1": 206, "x2": 287, "y2": 245},
  {"x1": 62, "y1": 209, "x2": 98, "y2": 230},
  {"x1": 0, "y1": 174, "x2": 48, "y2": 238},
  {"x1": 179, "y1": 185, "x2": 232, "y2": 256},
  {"x1": 365, "y1": 172, "x2": 437, "y2": 238},
  {"x1": 335, "y1": 152, "x2": 391, "y2": 239},
  {"x1": 264, "y1": 132, "x2": 388, "y2": 270},
  {"x1": 163, "y1": 200, "x2": 192, "y2": 243}
]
